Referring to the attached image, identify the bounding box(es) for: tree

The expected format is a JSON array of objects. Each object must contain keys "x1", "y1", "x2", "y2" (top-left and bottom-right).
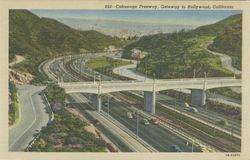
[{"x1": 44, "y1": 83, "x2": 66, "y2": 105}]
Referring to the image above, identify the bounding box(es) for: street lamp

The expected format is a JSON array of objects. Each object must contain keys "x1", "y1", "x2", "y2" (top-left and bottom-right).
[
  {"x1": 153, "y1": 73, "x2": 156, "y2": 91},
  {"x1": 193, "y1": 69, "x2": 196, "y2": 78},
  {"x1": 136, "y1": 111, "x2": 139, "y2": 138},
  {"x1": 97, "y1": 74, "x2": 101, "y2": 95},
  {"x1": 106, "y1": 94, "x2": 110, "y2": 117}
]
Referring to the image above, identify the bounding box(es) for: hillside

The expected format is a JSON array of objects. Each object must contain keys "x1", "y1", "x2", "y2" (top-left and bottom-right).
[
  {"x1": 122, "y1": 14, "x2": 242, "y2": 78},
  {"x1": 208, "y1": 15, "x2": 242, "y2": 70},
  {"x1": 9, "y1": 10, "x2": 123, "y2": 79}
]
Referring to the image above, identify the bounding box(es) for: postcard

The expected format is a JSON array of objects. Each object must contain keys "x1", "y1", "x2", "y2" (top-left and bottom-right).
[{"x1": 0, "y1": 0, "x2": 249, "y2": 160}]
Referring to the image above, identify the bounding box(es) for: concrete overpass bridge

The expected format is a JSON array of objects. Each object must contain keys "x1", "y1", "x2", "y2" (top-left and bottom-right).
[{"x1": 59, "y1": 77, "x2": 241, "y2": 114}]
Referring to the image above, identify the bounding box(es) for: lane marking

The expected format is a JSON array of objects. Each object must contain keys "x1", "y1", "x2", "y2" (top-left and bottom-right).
[{"x1": 9, "y1": 92, "x2": 37, "y2": 150}]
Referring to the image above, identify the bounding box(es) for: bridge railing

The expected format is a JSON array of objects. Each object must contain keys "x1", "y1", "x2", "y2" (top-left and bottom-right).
[{"x1": 59, "y1": 77, "x2": 241, "y2": 86}]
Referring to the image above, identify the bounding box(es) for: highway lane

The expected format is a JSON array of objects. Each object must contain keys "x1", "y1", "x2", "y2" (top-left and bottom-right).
[
  {"x1": 43, "y1": 54, "x2": 240, "y2": 151},
  {"x1": 9, "y1": 85, "x2": 49, "y2": 151},
  {"x1": 67, "y1": 103, "x2": 133, "y2": 152},
  {"x1": 68, "y1": 94, "x2": 154, "y2": 152},
  {"x1": 155, "y1": 93, "x2": 241, "y2": 136},
  {"x1": 88, "y1": 94, "x2": 198, "y2": 152},
  {"x1": 132, "y1": 90, "x2": 241, "y2": 132}
]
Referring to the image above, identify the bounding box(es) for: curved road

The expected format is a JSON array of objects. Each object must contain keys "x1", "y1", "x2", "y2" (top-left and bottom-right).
[
  {"x1": 9, "y1": 85, "x2": 49, "y2": 151},
  {"x1": 206, "y1": 47, "x2": 241, "y2": 75}
]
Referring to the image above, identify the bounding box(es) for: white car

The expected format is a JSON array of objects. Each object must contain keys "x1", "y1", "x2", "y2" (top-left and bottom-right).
[
  {"x1": 127, "y1": 112, "x2": 133, "y2": 119},
  {"x1": 143, "y1": 118, "x2": 150, "y2": 125}
]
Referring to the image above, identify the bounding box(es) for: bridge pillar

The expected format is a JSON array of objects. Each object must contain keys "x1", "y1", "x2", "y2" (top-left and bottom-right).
[
  {"x1": 191, "y1": 89, "x2": 206, "y2": 106},
  {"x1": 91, "y1": 94, "x2": 102, "y2": 112},
  {"x1": 144, "y1": 91, "x2": 156, "y2": 114}
]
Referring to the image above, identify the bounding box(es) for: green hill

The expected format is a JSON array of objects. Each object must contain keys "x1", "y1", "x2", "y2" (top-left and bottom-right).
[
  {"x1": 9, "y1": 9, "x2": 123, "y2": 76},
  {"x1": 122, "y1": 14, "x2": 242, "y2": 78},
  {"x1": 208, "y1": 15, "x2": 242, "y2": 70}
]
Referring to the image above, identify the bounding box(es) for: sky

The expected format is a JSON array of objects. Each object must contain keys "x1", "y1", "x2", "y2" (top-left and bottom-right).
[{"x1": 30, "y1": 10, "x2": 242, "y2": 26}]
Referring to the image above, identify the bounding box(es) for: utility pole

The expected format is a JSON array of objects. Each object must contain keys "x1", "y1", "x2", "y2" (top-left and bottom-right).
[
  {"x1": 193, "y1": 69, "x2": 196, "y2": 78},
  {"x1": 231, "y1": 124, "x2": 234, "y2": 149},
  {"x1": 192, "y1": 139, "x2": 194, "y2": 152},
  {"x1": 107, "y1": 95, "x2": 110, "y2": 117},
  {"x1": 136, "y1": 111, "x2": 139, "y2": 138}
]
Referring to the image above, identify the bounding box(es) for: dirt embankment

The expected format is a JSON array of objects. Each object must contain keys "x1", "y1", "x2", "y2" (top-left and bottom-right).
[
  {"x1": 9, "y1": 55, "x2": 33, "y2": 84},
  {"x1": 9, "y1": 69, "x2": 33, "y2": 85}
]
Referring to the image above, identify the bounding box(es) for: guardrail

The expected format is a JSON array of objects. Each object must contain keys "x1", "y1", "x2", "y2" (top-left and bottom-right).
[{"x1": 25, "y1": 91, "x2": 54, "y2": 151}]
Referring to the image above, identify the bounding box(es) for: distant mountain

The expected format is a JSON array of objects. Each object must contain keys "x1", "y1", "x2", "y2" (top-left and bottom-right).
[
  {"x1": 191, "y1": 14, "x2": 242, "y2": 36},
  {"x1": 122, "y1": 14, "x2": 242, "y2": 78},
  {"x1": 56, "y1": 18, "x2": 196, "y2": 38},
  {"x1": 9, "y1": 10, "x2": 122, "y2": 63}
]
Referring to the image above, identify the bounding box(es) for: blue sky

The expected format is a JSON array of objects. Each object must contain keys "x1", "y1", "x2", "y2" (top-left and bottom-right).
[{"x1": 30, "y1": 10, "x2": 242, "y2": 26}]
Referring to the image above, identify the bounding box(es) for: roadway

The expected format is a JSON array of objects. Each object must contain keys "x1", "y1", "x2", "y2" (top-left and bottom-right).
[
  {"x1": 206, "y1": 47, "x2": 241, "y2": 75},
  {"x1": 44, "y1": 56, "x2": 200, "y2": 152},
  {"x1": 130, "y1": 91, "x2": 241, "y2": 136},
  {"x1": 9, "y1": 85, "x2": 49, "y2": 151},
  {"x1": 41, "y1": 53, "x2": 240, "y2": 150},
  {"x1": 78, "y1": 93, "x2": 198, "y2": 152},
  {"x1": 68, "y1": 93, "x2": 156, "y2": 152},
  {"x1": 113, "y1": 59, "x2": 241, "y2": 108}
]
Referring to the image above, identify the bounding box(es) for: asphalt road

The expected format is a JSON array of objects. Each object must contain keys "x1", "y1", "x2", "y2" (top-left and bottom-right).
[
  {"x1": 155, "y1": 93, "x2": 241, "y2": 136},
  {"x1": 68, "y1": 94, "x2": 153, "y2": 152},
  {"x1": 9, "y1": 85, "x2": 49, "y2": 151},
  {"x1": 206, "y1": 47, "x2": 241, "y2": 75},
  {"x1": 87, "y1": 93, "x2": 198, "y2": 152}
]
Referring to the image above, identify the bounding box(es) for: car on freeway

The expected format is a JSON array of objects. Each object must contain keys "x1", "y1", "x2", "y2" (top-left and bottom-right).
[
  {"x1": 183, "y1": 102, "x2": 190, "y2": 107},
  {"x1": 103, "y1": 102, "x2": 108, "y2": 107},
  {"x1": 143, "y1": 118, "x2": 150, "y2": 125},
  {"x1": 189, "y1": 107, "x2": 198, "y2": 113},
  {"x1": 127, "y1": 112, "x2": 133, "y2": 119},
  {"x1": 171, "y1": 145, "x2": 182, "y2": 152},
  {"x1": 92, "y1": 119, "x2": 100, "y2": 125},
  {"x1": 150, "y1": 118, "x2": 159, "y2": 125}
]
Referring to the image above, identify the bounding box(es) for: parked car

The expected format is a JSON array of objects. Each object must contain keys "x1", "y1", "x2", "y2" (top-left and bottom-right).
[
  {"x1": 143, "y1": 118, "x2": 150, "y2": 125},
  {"x1": 171, "y1": 145, "x2": 182, "y2": 152},
  {"x1": 127, "y1": 112, "x2": 133, "y2": 119},
  {"x1": 150, "y1": 118, "x2": 159, "y2": 125},
  {"x1": 189, "y1": 107, "x2": 198, "y2": 113}
]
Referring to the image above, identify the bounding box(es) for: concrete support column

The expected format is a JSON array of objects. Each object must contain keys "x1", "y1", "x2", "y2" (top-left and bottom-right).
[
  {"x1": 144, "y1": 91, "x2": 156, "y2": 114},
  {"x1": 191, "y1": 89, "x2": 206, "y2": 106},
  {"x1": 91, "y1": 94, "x2": 102, "y2": 112}
]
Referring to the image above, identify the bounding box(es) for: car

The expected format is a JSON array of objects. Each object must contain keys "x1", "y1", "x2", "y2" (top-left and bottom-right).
[
  {"x1": 189, "y1": 107, "x2": 198, "y2": 113},
  {"x1": 92, "y1": 119, "x2": 100, "y2": 125},
  {"x1": 143, "y1": 118, "x2": 150, "y2": 125},
  {"x1": 216, "y1": 119, "x2": 228, "y2": 126},
  {"x1": 171, "y1": 145, "x2": 182, "y2": 152},
  {"x1": 150, "y1": 118, "x2": 159, "y2": 125},
  {"x1": 127, "y1": 112, "x2": 133, "y2": 119},
  {"x1": 183, "y1": 102, "x2": 190, "y2": 107},
  {"x1": 103, "y1": 102, "x2": 108, "y2": 107}
]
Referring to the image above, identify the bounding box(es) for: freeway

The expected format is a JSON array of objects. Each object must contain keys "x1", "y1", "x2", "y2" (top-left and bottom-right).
[
  {"x1": 42, "y1": 53, "x2": 241, "y2": 152},
  {"x1": 79, "y1": 93, "x2": 198, "y2": 152},
  {"x1": 68, "y1": 93, "x2": 156, "y2": 152},
  {"x1": 9, "y1": 85, "x2": 49, "y2": 151},
  {"x1": 130, "y1": 91, "x2": 241, "y2": 136},
  {"x1": 43, "y1": 55, "x2": 201, "y2": 152}
]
